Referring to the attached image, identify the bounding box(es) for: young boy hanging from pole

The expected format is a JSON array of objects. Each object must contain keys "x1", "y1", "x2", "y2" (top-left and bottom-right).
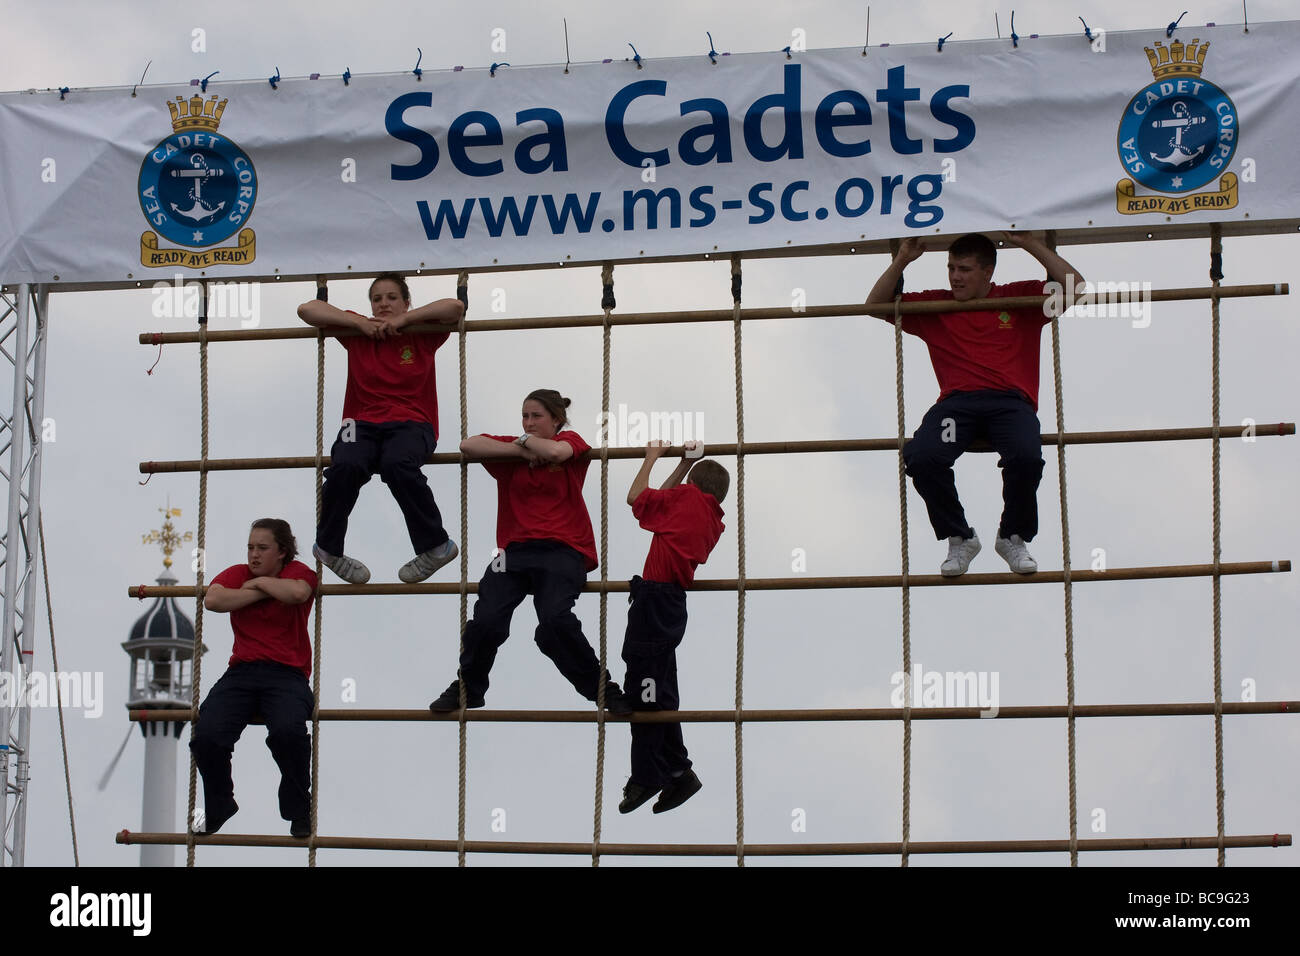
[{"x1": 618, "y1": 439, "x2": 728, "y2": 815}]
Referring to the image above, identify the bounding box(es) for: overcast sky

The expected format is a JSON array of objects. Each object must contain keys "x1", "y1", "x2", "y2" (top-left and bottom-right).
[{"x1": 2, "y1": 0, "x2": 1297, "y2": 868}]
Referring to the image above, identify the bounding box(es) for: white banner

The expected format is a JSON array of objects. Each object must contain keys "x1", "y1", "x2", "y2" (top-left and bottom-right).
[{"x1": 1, "y1": 22, "x2": 1296, "y2": 286}]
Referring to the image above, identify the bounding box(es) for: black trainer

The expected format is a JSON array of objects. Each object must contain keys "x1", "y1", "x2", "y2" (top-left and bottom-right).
[
  {"x1": 619, "y1": 780, "x2": 660, "y2": 814},
  {"x1": 429, "y1": 679, "x2": 485, "y2": 712},
  {"x1": 290, "y1": 817, "x2": 312, "y2": 838},
  {"x1": 601, "y1": 682, "x2": 634, "y2": 716},
  {"x1": 190, "y1": 799, "x2": 238, "y2": 836},
  {"x1": 652, "y1": 769, "x2": 702, "y2": 814}
]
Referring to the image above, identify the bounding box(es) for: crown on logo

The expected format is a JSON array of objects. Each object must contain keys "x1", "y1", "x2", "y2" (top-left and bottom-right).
[
  {"x1": 167, "y1": 94, "x2": 227, "y2": 133},
  {"x1": 1144, "y1": 38, "x2": 1209, "y2": 80}
]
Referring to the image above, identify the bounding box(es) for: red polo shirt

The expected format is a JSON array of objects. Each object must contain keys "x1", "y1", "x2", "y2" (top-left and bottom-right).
[
  {"x1": 340, "y1": 313, "x2": 450, "y2": 435},
  {"x1": 212, "y1": 561, "x2": 318, "y2": 677},
  {"x1": 889, "y1": 280, "x2": 1049, "y2": 408},
  {"x1": 482, "y1": 431, "x2": 598, "y2": 571},
  {"x1": 633, "y1": 483, "x2": 725, "y2": 587}
]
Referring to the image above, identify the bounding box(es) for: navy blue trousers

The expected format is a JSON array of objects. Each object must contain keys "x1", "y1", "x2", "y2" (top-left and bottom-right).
[
  {"x1": 317, "y1": 420, "x2": 449, "y2": 555},
  {"x1": 457, "y1": 541, "x2": 608, "y2": 702},
  {"x1": 190, "y1": 661, "x2": 314, "y2": 822},
  {"x1": 903, "y1": 389, "x2": 1045, "y2": 541},
  {"x1": 621, "y1": 576, "x2": 691, "y2": 790}
]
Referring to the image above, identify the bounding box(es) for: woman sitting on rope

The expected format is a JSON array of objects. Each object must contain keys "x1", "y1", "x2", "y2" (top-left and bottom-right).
[
  {"x1": 430, "y1": 389, "x2": 632, "y2": 714},
  {"x1": 297, "y1": 273, "x2": 464, "y2": 584},
  {"x1": 190, "y1": 518, "x2": 318, "y2": 838}
]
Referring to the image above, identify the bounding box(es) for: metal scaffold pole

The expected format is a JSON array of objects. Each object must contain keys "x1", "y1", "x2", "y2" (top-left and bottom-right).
[{"x1": 0, "y1": 283, "x2": 50, "y2": 867}]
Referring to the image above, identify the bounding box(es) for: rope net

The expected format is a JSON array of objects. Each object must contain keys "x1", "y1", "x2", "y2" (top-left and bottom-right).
[{"x1": 133, "y1": 241, "x2": 1292, "y2": 866}]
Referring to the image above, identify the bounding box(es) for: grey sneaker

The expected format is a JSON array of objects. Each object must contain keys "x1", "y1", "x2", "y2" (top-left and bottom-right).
[
  {"x1": 398, "y1": 538, "x2": 459, "y2": 583},
  {"x1": 940, "y1": 534, "x2": 981, "y2": 577},
  {"x1": 995, "y1": 535, "x2": 1038, "y2": 574},
  {"x1": 312, "y1": 543, "x2": 371, "y2": 585}
]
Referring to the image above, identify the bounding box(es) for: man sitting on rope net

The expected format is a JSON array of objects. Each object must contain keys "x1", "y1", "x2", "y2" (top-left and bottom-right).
[
  {"x1": 298, "y1": 273, "x2": 464, "y2": 585},
  {"x1": 617, "y1": 439, "x2": 728, "y2": 816},
  {"x1": 866, "y1": 232, "x2": 1084, "y2": 577},
  {"x1": 429, "y1": 389, "x2": 634, "y2": 715},
  {"x1": 189, "y1": 519, "x2": 319, "y2": 838}
]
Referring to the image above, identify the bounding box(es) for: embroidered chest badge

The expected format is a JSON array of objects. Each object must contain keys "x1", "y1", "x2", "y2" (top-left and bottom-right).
[{"x1": 399, "y1": 346, "x2": 414, "y2": 365}]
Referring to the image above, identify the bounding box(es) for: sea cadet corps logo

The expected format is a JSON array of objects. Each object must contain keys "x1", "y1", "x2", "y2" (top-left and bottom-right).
[
  {"x1": 1116, "y1": 38, "x2": 1238, "y2": 215},
  {"x1": 138, "y1": 94, "x2": 258, "y2": 268}
]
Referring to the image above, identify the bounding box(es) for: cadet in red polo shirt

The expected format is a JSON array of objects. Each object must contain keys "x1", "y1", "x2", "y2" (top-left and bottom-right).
[
  {"x1": 429, "y1": 389, "x2": 632, "y2": 715},
  {"x1": 617, "y1": 440, "x2": 727, "y2": 816},
  {"x1": 297, "y1": 273, "x2": 463, "y2": 585},
  {"x1": 866, "y1": 232, "x2": 1085, "y2": 577},
  {"x1": 189, "y1": 518, "x2": 319, "y2": 838}
]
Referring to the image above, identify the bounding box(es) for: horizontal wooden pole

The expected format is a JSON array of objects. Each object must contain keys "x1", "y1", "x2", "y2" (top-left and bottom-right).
[
  {"x1": 137, "y1": 283, "x2": 1288, "y2": 344},
  {"x1": 137, "y1": 423, "x2": 1295, "y2": 474},
  {"x1": 114, "y1": 830, "x2": 1290, "y2": 855},
  {"x1": 17, "y1": 219, "x2": 1300, "y2": 293},
  {"x1": 127, "y1": 559, "x2": 1290, "y2": 600},
  {"x1": 129, "y1": 700, "x2": 1299, "y2": 724}
]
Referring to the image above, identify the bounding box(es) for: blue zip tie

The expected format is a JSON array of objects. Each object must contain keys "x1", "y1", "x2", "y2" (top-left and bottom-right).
[
  {"x1": 937, "y1": 31, "x2": 952, "y2": 52},
  {"x1": 602, "y1": 58, "x2": 612, "y2": 64},
  {"x1": 269, "y1": 67, "x2": 280, "y2": 90},
  {"x1": 1166, "y1": 10, "x2": 1187, "y2": 37},
  {"x1": 413, "y1": 48, "x2": 423, "y2": 81},
  {"x1": 628, "y1": 42, "x2": 642, "y2": 68},
  {"x1": 59, "y1": 87, "x2": 69, "y2": 100},
  {"x1": 1079, "y1": 17, "x2": 1094, "y2": 41},
  {"x1": 1010, "y1": 11, "x2": 1019, "y2": 48},
  {"x1": 201, "y1": 70, "x2": 218, "y2": 93},
  {"x1": 342, "y1": 67, "x2": 351, "y2": 85},
  {"x1": 782, "y1": 45, "x2": 792, "y2": 59},
  {"x1": 707, "y1": 31, "x2": 718, "y2": 64},
  {"x1": 310, "y1": 73, "x2": 320, "y2": 80},
  {"x1": 490, "y1": 62, "x2": 510, "y2": 77},
  {"x1": 453, "y1": 65, "x2": 463, "y2": 72}
]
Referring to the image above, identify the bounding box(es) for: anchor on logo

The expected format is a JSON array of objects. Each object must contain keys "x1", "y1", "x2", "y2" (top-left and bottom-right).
[
  {"x1": 169, "y1": 153, "x2": 227, "y2": 221},
  {"x1": 1148, "y1": 100, "x2": 1207, "y2": 167}
]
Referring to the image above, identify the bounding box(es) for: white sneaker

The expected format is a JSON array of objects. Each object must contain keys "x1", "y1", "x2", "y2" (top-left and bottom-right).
[
  {"x1": 398, "y1": 538, "x2": 459, "y2": 583},
  {"x1": 312, "y1": 543, "x2": 371, "y2": 585},
  {"x1": 995, "y1": 535, "x2": 1038, "y2": 574},
  {"x1": 940, "y1": 534, "x2": 981, "y2": 577}
]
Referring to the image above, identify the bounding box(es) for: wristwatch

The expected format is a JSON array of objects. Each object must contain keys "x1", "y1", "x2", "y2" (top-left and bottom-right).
[{"x1": 515, "y1": 434, "x2": 529, "y2": 447}]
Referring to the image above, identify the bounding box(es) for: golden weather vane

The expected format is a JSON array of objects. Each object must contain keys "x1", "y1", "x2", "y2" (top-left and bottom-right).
[{"x1": 140, "y1": 500, "x2": 193, "y2": 569}]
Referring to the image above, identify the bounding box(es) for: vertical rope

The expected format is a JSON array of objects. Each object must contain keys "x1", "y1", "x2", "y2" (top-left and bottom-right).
[
  {"x1": 185, "y1": 283, "x2": 210, "y2": 868},
  {"x1": 592, "y1": 263, "x2": 615, "y2": 866},
  {"x1": 891, "y1": 295, "x2": 912, "y2": 868},
  {"x1": 1208, "y1": 225, "x2": 1226, "y2": 866},
  {"x1": 37, "y1": 512, "x2": 78, "y2": 865},
  {"x1": 588, "y1": 264, "x2": 616, "y2": 865},
  {"x1": 307, "y1": 315, "x2": 326, "y2": 867},
  {"x1": 456, "y1": 270, "x2": 470, "y2": 867},
  {"x1": 730, "y1": 254, "x2": 746, "y2": 867},
  {"x1": 1046, "y1": 232, "x2": 1079, "y2": 867}
]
